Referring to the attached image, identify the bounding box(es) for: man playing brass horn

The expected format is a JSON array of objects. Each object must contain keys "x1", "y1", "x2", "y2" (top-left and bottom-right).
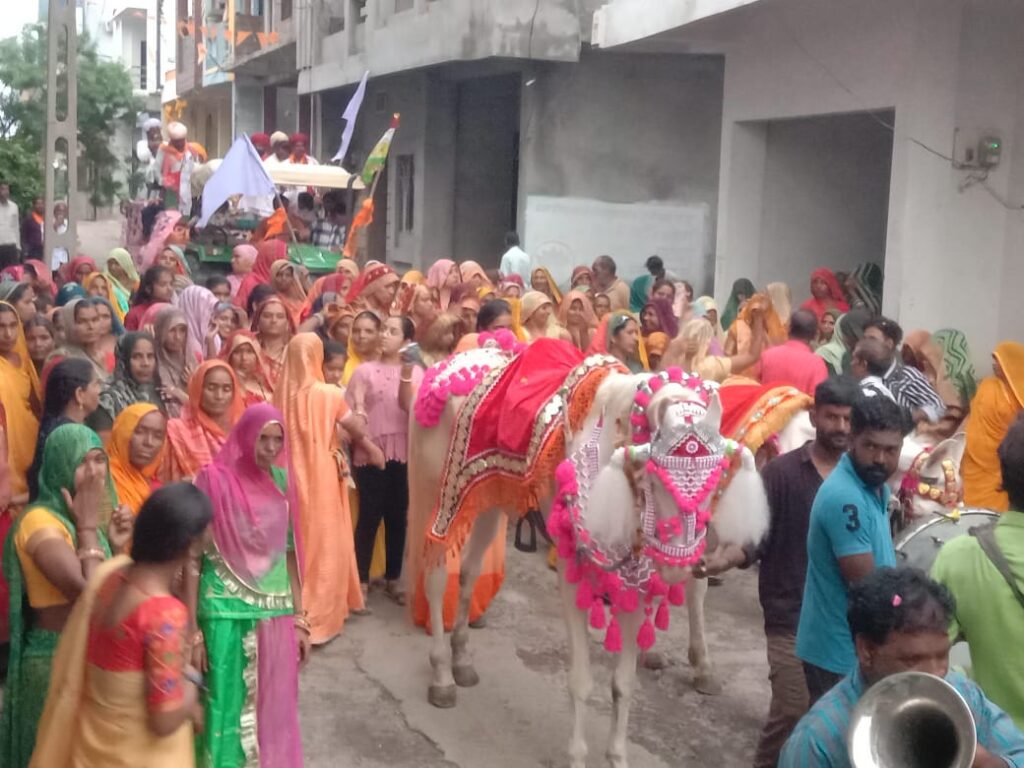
[{"x1": 780, "y1": 567, "x2": 1024, "y2": 767}]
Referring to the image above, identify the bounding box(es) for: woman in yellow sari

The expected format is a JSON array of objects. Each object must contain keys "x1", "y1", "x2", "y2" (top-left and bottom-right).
[
  {"x1": 30, "y1": 483, "x2": 209, "y2": 767},
  {"x1": 0, "y1": 301, "x2": 41, "y2": 506},
  {"x1": 962, "y1": 341, "x2": 1024, "y2": 511}
]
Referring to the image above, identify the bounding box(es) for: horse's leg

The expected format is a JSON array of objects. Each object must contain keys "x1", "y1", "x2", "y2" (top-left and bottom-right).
[
  {"x1": 450, "y1": 508, "x2": 502, "y2": 688},
  {"x1": 606, "y1": 608, "x2": 642, "y2": 768},
  {"x1": 426, "y1": 558, "x2": 457, "y2": 708},
  {"x1": 686, "y1": 575, "x2": 721, "y2": 695},
  {"x1": 560, "y1": 568, "x2": 592, "y2": 768}
]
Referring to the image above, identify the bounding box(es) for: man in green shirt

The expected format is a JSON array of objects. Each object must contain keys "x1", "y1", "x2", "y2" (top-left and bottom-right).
[{"x1": 932, "y1": 417, "x2": 1024, "y2": 728}]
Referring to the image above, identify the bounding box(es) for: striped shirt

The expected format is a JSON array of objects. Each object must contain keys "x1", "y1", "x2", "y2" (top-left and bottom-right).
[
  {"x1": 779, "y1": 669, "x2": 1024, "y2": 767},
  {"x1": 883, "y1": 359, "x2": 946, "y2": 423}
]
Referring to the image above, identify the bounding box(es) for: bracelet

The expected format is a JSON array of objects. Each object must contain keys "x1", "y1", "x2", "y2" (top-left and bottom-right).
[
  {"x1": 77, "y1": 526, "x2": 97, "y2": 534},
  {"x1": 294, "y1": 609, "x2": 311, "y2": 633},
  {"x1": 77, "y1": 547, "x2": 105, "y2": 561},
  {"x1": 191, "y1": 630, "x2": 204, "y2": 646},
  {"x1": 400, "y1": 376, "x2": 413, "y2": 383}
]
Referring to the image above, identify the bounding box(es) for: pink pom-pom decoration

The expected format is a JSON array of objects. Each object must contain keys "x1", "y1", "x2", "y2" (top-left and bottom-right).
[
  {"x1": 604, "y1": 616, "x2": 623, "y2": 653},
  {"x1": 576, "y1": 579, "x2": 594, "y2": 611},
  {"x1": 589, "y1": 601, "x2": 607, "y2": 630},
  {"x1": 564, "y1": 560, "x2": 582, "y2": 584},
  {"x1": 637, "y1": 618, "x2": 656, "y2": 651},
  {"x1": 655, "y1": 598, "x2": 670, "y2": 631},
  {"x1": 617, "y1": 588, "x2": 639, "y2": 614},
  {"x1": 555, "y1": 460, "x2": 576, "y2": 487},
  {"x1": 668, "y1": 582, "x2": 686, "y2": 606}
]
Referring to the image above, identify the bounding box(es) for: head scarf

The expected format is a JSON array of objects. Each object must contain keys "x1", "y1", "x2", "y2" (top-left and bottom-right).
[
  {"x1": 517, "y1": 290, "x2": 559, "y2": 341},
  {"x1": 153, "y1": 306, "x2": 194, "y2": 398},
  {"x1": 735, "y1": 292, "x2": 787, "y2": 346},
  {"x1": 530, "y1": 267, "x2": 563, "y2": 304},
  {"x1": 720, "y1": 278, "x2": 755, "y2": 332},
  {"x1": 64, "y1": 255, "x2": 98, "y2": 286},
  {"x1": 902, "y1": 330, "x2": 961, "y2": 408},
  {"x1": 641, "y1": 297, "x2": 678, "y2": 339},
  {"x1": 815, "y1": 308, "x2": 871, "y2": 374},
  {"x1": 557, "y1": 290, "x2": 598, "y2": 352},
  {"x1": 228, "y1": 244, "x2": 258, "y2": 297},
  {"x1": 570, "y1": 266, "x2": 593, "y2": 290},
  {"x1": 194, "y1": 403, "x2": 299, "y2": 589},
  {"x1": 104, "y1": 247, "x2": 140, "y2": 296},
  {"x1": 342, "y1": 311, "x2": 381, "y2": 386},
  {"x1": 139, "y1": 301, "x2": 172, "y2": 332},
  {"x1": 586, "y1": 311, "x2": 648, "y2": 372},
  {"x1": 141, "y1": 209, "x2": 184, "y2": 270},
  {"x1": 98, "y1": 331, "x2": 163, "y2": 419},
  {"x1": 234, "y1": 240, "x2": 285, "y2": 311},
  {"x1": 400, "y1": 269, "x2": 425, "y2": 286},
  {"x1": 695, "y1": 296, "x2": 723, "y2": 342},
  {"x1": 184, "y1": 360, "x2": 245, "y2": 433},
  {"x1": 993, "y1": 342, "x2": 1024, "y2": 409},
  {"x1": 33, "y1": 423, "x2": 117, "y2": 519},
  {"x1": 177, "y1": 285, "x2": 220, "y2": 360},
  {"x1": 426, "y1": 259, "x2": 458, "y2": 308},
  {"x1": 459, "y1": 261, "x2": 493, "y2": 289},
  {"x1": 932, "y1": 329, "x2": 978, "y2": 406},
  {"x1": 82, "y1": 272, "x2": 125, "y2": 323},
  {"x1": 55, "y1": 282, "x2": 86, "y2": 308},
  {"x1": 336, "y1": 258, "x2": 360, "y2": 281},
  {"x1": 847, "y1": 262, "x2": 883, "y2": 316},
  {"x1": 0, "y1": 280, "x2": 29, "y2": 305},
  {"x1": 345, "y1": 263, "x2": 397, "y2": 306},
  {"x1": 219, "y1": 329, "x2": 274, "y2": 401},
  {"x1": 107, "y1": 403, "x2": 165, "y2": 515},
  {"x1": 24, "y1": 259, "x2": 56, "y2": 299}
]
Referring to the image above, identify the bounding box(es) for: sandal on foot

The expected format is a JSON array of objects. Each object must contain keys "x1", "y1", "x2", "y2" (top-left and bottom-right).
[{"x1": 383, "y1": 581, "x2": 406, "y2": 606}]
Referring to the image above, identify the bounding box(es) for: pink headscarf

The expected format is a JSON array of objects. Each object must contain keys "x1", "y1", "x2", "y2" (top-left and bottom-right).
[
  {"x1": 426, "y1": 258, "x2": 458, "y2": 308},
  {"x1": 177, "y1": 285, "x2": 220, "y2": 359},
  {"x1": 228, "y1": 244, "x2": 258, "y2": 297},
  {"x1": 141, "y1": 209, "x2": 183, "y2": 270},
  {"x1": 139, "y1": 301, "x2": 173, "y2": 332},
  {"x1": 194, "y1": 402, "x2": 300, "y2": 589}
]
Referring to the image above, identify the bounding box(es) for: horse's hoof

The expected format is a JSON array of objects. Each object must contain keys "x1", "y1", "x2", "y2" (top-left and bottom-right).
[
  {"x1": 428, "y1": 684, "x2": 458, "y2": 708},
  {"x1": 694, "y1": 673, "x2": 723, "y2": 696},
  {"x1": 640, "y1": 651, "x2": 669, "y2": 671},
  {"x1": 453, "y1": 664, "x2": 480, "y2": 687}
]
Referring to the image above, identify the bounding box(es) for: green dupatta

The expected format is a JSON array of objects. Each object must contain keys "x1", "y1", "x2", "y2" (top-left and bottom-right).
[{"x1": 0, "y1": 424, "x2": 114, "y2": 768}]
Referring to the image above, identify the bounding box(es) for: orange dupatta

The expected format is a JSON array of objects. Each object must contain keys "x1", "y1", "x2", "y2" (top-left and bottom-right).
[
  {"x1": 161, "y1": 361, "x2": 244, "y2": 482},
  {"x1": 108, "y1": 403, "x2": 166, "y2": 515},
  {"x1": 0, "y1": 301, "x2": 41, "y2": 497}
]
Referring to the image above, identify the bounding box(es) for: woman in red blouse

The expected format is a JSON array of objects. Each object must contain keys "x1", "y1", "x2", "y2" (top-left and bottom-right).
[{"x1": 31, "y1": 482, "x2": 211, "y2": 766}]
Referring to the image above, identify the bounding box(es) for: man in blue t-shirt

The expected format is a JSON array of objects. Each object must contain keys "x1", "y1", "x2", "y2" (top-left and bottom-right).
[{"x1": 795, "y1": 395, "x2": 913, "y2": 703}]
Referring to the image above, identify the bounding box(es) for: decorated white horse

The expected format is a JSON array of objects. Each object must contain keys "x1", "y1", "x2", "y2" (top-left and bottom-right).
[{"x1": 406, "y1": 334, "x2": 769, "y2": 767}]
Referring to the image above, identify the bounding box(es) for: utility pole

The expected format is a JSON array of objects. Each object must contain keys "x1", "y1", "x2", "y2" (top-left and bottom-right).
[{"x1": 43, "y1": 0, "x2": 78, "y2": 261}]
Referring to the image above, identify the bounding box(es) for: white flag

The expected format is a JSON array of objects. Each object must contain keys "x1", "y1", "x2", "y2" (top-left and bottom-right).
[
  {"x1": 199, "y1": 135, "x2": 277, "y2": 227},
  {"x1": 332, "y1": 70, "x2": 369, "y2": 164}
]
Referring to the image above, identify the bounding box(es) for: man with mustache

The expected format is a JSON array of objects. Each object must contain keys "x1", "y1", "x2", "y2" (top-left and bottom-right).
[{"x1": 795, "y1": 394, "x2": 913, "y2": 705}]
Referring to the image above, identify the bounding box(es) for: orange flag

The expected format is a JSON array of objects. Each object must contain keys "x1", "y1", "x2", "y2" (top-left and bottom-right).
[{"x1": 343, "y1": 197, "x2": 375, "y2": 259}]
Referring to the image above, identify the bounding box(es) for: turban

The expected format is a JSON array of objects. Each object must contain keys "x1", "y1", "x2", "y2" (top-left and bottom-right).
[
  {"x1": 142, "y1": 117, "x2": 162, "y2": 133},
  {"x1": 270, "y1": 131, "x2": 289, "y2": 146},
  {"x1": 167, "y1": 121, "x2": 187, "y2": 140},
  {"x1": 290, "y1": 132, "x2": 309, "y2": 145},
  {"x1": 251, "y1": 132, "x2": 270, "y2": 148}
]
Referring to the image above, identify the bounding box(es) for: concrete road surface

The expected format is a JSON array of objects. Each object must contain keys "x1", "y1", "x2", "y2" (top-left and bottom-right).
[{"x1": 299, "y1": 538, "x2": 770, "y2": 767}]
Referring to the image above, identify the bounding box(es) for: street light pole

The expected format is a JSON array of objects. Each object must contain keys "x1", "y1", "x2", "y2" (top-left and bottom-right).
[{"x1": 43, "y1": 0, "x2": 78, "y2": 263}]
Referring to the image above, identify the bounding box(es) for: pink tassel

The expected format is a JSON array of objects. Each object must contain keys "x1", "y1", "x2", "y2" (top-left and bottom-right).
[
  {"x1": 555, "y1": 460, "x2": 576, "y2": 487},
  {"x1": 637, "y1": 618, "x2": 656, "y2": 651},
  {"x1": 576, "y1": 579, "x2": 594, "y2": 611},
  {"x1": 589, "y1": 600, "x2": 607, "y2": 630},
  {"x1": 617, "y1": 589, "x2": 639, "y2": 614},
  {"x1": 655, "y1": 598, "x2": 670, "y2": 631},
  {"x1": 564, "y1": 560, "x2": 581, "y2": 584},
  {"x1": 604, "y1": 616, "x2": 623, "y2": 653},
  {"x1": 668, "y1": 582, "x2": 686, "y2": 606},
  {"x1": 557, "y1": 538, "x2": 574, "y2": 559}
]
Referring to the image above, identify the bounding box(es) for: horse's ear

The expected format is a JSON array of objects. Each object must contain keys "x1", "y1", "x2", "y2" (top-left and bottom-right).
[
  {"x1": 927, "y1": 433, "x2": 967, "y2": 468},
  {"x1": 703, "y1": 390, "x2": 723, "y2": 432}
]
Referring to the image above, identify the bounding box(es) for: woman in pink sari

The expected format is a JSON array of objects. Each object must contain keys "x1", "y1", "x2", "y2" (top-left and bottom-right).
[{"x1": 192, "y1": 403, "x2": 307, "y2": 767}]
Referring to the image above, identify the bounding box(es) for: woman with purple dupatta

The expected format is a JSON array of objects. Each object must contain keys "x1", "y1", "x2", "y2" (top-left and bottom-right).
[{"x1": 191, "y1": 403, "x2": 308, "y2": 767}]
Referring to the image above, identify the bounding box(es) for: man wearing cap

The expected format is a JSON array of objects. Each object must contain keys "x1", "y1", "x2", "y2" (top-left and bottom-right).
[
  {"x1": 135, "y1": 118, "x2": 163, "y2": 201},
  {"x1": 265, "y1": 132, "x2": 291, "y2": 166},
  {"x1": 251, "y1": 132, "x2": 271, "y2": 160},
  {"x1": 288, "y1": 133, "x2": 318, "y2": 166},
  {"x1": 153, "y1": 121, "x2": 196, "y2": 215}
]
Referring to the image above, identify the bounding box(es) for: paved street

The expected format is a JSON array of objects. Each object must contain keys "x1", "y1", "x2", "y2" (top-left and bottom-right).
[{"x1": 300, "y1": 535, "x2": 770, "y2": 768}]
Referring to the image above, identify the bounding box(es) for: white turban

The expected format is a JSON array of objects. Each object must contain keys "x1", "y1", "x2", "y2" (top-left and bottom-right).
[
  {"x1": 142, "y1": 117, "x2": 162, "y2": 133},
  {"x1": 270, "y1": 131, "x2": 289, "y2": 146},
  {"x1": 168, "y1": 122, "x2": 188, "y2": 140}
]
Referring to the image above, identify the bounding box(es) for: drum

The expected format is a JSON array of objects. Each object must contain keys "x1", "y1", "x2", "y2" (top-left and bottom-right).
[
  {"x1": 894, "y1": 507, "x2": 999, "y2": 672},
  {"x1": 894, "y1": 508, "x2": 999, "y2": 573}
]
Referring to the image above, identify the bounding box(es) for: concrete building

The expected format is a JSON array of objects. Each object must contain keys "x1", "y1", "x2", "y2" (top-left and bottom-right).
[
  {"x1": 593, "y1": 0, "x2": 1024, "y2": 366},
  {"x1": 297, "y1": 1, "x2": 725, "y2": 287},
  {"x1": 166, "y1": 0, "x2": 300, "y2": 158}
]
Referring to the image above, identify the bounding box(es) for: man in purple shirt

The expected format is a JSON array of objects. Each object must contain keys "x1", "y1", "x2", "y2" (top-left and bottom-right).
[{"x1": 757, "y1": 309, "x2": 829, "y2": 395}]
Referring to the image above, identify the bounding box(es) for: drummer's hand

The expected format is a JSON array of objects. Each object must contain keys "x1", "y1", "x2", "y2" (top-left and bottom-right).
[{"x1": 971, "y1": 745, "x2": 1006, "y2": 768}]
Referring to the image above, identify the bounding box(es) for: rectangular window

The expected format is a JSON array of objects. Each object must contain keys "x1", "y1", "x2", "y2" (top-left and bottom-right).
[
  {"x1": 394, "y1": 153, "x2": 414, "y2": 244},
  {"x1": 139, "y1": 40, "x2": 147, "y2": 90},
  {"x1": 281, "y1": 0, "x2": 292, "y2": 19}
]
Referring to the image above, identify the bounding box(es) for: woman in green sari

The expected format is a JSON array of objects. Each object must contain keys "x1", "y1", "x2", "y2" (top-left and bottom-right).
[
  {"x1": 192, "y1": 403, "x2": 307, "y2": 767},
  {"x1": 0, "y1": 423, "x2": 133, "y2": 768}
]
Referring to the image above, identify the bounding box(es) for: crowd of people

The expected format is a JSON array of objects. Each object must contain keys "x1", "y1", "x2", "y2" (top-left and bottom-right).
[{"x1": 0, "y1": 138, "x2": 1022, "y2": 766}]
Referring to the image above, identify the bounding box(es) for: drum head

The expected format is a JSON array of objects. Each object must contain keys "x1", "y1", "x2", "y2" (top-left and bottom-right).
[{"x1": 893, "y1": 508, "x2": 999, "y2": 573}]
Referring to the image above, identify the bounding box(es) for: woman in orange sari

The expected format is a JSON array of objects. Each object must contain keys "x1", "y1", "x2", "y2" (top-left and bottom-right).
[
  {"x1": 558, "y1": 290, "x2": 598, "y2": 352},
  {"x1": 108, "y1": 403, "x2": 167, "y2": 516},
  {"x1": 962, "y1": 341, "x2": 1024, "y2": 511},
  {"x1": 220, "y1": 330, "x2": 274, "y2": 405},
  {"x1": 161, "y1": 360, "x2": 244, "y2": 483},
  {"x1": 269, "y1": 260, "x2": 307, "y2": 328},
  {"x1": 251, "y1": 296, "x2": 295, "y2": 388},
  {"x1": 233, "y1": 241, "x2": 281, "y2": 313},
  {"x1": 30, "y1": 484, "x2": 209, "y2": 767},
  {"x1": 274, "y1": 334, "x2": 385, "y2": 644},
  {"x1": 0, "y1": 301, "x2": 41, "y2": 507},
  {"x1": 724, "y1": 291, "x2": 788, "y2": 376}
]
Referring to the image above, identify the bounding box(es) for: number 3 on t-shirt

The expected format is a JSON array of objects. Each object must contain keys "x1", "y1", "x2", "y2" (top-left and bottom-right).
[{"x1": 843, "y1": 504, "x2": 861, "y2": 532}]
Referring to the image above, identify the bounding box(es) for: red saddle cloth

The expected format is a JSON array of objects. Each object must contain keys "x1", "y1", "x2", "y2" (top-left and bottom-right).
[
  {"x1": 428, "y1": 339, "x2": 622, "y2": 550},
  {"x1": 716, "y1": 377, "x2": 811, "y2": 452}
]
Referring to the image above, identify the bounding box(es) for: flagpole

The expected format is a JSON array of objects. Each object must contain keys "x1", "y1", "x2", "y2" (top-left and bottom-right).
[{"x1": 275, "y1": 191, "x2": 300, "y2": 244}]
